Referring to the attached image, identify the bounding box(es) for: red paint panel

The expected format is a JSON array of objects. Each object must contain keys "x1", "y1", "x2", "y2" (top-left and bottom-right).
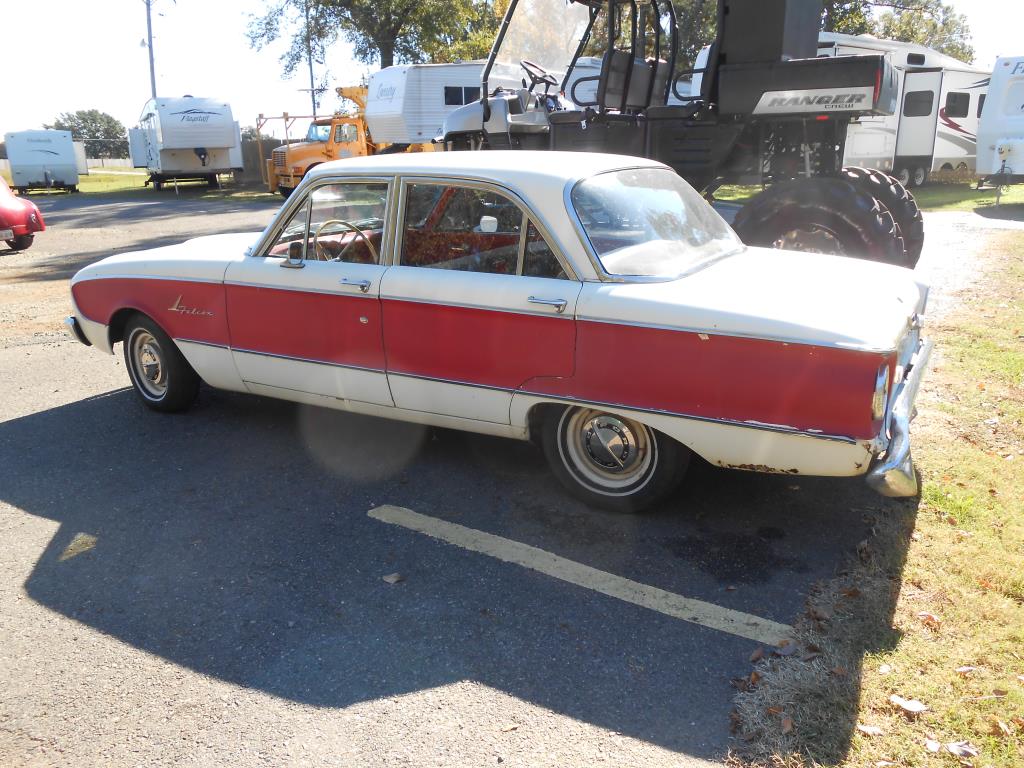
[
  {"x1": 225, "y1": 284, "x2": 387, "y2": 370},
  {"x1": 382, "y1": 299, "x2": 576, "y2": 389},
  {"x1": 528, "y1": 321, "x2": 886, "y2": 440},
  {"x1": 72, "y1": 278, "x2": 229, "y2": 346}
]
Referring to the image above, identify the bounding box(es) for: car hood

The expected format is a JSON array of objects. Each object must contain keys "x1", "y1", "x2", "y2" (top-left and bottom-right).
[
  {"x1": 0, "y1": 194, "x2": 36, "y2": 226},
  {"x1": 71, "y1": 232, "x2": 261, "y2": 284},
  {"x1": 578, "y1": 247, "x2": 928, "y2": 352}
]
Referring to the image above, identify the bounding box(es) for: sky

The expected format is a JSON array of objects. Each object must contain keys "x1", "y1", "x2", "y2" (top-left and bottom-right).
[{"x1": 1, "y1": 0, "x2": 1019, "y2": 140}]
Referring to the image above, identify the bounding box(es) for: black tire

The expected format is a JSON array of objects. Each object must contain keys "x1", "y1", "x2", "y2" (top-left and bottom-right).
[
  {"x1": 153, "y1": 179, "x2": 164, "y2": 191},
  {"x1": 911, "y1": 166, "x2": 928, "y2": 188},
  {"x1": 895, "y1": 167, "x2": 911, "y2": 188},
  {"x1": 6, "y1": 234, "x2": 34, "y2": 251},
  {"x1": 841, "y1": 167, "x2": 924, "y2": 268},
  {"x1": 732, "y1": 177, "x2": 905, "y2": 265},
  {"x1": 541, "y1": 406, "x2": 689, "y2": 513},
  {"x1": 207, "y1": 174, "x2": 220, "y2": 189},
  {"x1": 278, "y1": 186, "x2": 293, "y2": 199},
  {"x1": 122, "y1": 314, "x2": 200, "y2": 413}
]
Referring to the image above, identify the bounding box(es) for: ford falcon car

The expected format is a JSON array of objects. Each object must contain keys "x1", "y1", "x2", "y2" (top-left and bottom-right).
[{"x1": 65, "y1": 152, "x2": 930, "y2": 512}]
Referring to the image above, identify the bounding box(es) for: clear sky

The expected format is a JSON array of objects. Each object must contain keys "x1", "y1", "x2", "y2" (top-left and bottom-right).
[{"x1": 1, "y1": 0, "x2": 1019, "y2": 139}]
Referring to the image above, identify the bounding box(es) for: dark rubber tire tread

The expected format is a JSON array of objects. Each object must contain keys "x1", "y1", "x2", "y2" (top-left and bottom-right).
[
  {"x1": 122, "y1": 314, "x2": 200, "y2": 413},
  {"x1": 732, "y1": 177, "x2": 905, "y2": 265},
  {"x1": 841, "y1": 166, "x2": 924, "y2": 268},
  {"x1": 540, "y1": 406, "x2": 689, "y2": 514},
  {"x1": 6, "y1": 234, "x2": 34, "y2": 251}
]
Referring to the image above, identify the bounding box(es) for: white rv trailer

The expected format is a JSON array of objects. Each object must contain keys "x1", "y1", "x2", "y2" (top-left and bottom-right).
[
  {"x1": 129, "y1": 96, "x2": 242, "y2": 188},
  {"x1": 818, "y1": 33, "x2": 989, "y2": 186},
  {"x1": 4, "y1": 129, "x2": 79, "y2": 192},
  {"x1": 73, "y1": 142, "x2": 89, "y2": 177},
  {"x1": 365, "y1": 62, "x2": 521, "y2": 144},
  {"x1": 977, "y1": 56, "x2": 1024, "y2": 185}
]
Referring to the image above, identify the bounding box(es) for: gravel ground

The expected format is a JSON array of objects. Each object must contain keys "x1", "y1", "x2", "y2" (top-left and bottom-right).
[{"x1": 0, "y1": 190, "x2": 1017, "y2": 767}]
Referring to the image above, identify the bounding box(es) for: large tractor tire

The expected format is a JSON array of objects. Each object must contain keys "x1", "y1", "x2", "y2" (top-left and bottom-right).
[
  {"x1": 732, "y1": 177, "x2": 905, "y2": 265},
  {"x1": 841, "y1": 167, "x2": 924, "y2": 268}
]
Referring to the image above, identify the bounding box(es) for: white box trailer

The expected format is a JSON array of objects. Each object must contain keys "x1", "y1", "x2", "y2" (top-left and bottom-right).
[
  {"x1": 977, "y1": 56, "x2": 1024, "y2": 185},
  {"x1": 128, "y1": 96, "x2": 242, "y2": 188},
  {"x1": 366, "y1": 63, "x2": 520, "y2": 144},
  {"x1": 4, "y1": 129, "x2": 79, "y2": 192},
  {"x1": 818, "y1": 33, "x2": 989, "y2": 187}
]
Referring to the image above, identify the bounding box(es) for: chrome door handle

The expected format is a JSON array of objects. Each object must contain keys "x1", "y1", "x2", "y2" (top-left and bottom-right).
[
  {"x1": 528, "y1": 296, "x2": 567, "y2": 314},
  {"x1": 340, "y1": 277, "x2": 371, "y2": 293}
]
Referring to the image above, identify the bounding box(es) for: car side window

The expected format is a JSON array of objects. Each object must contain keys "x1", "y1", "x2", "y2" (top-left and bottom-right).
[
  {"x1": 401, "y1": 183, "x2": 521, "y2": 274},
  {"x1": 264, "y1": 181, "x2": 388, "y2": 264},
  {"x1": 523, "y1": 221, "x2": 568, "y2": 280}
]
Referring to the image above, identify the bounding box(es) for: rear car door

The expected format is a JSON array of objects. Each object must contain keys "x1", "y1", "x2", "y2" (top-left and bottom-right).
[
  {"x1": 224, "y1": 178, "x2": 394, "y2": 406},
  {"x1": 380, "y1": 178, "x2": 581, "y2": 424}
]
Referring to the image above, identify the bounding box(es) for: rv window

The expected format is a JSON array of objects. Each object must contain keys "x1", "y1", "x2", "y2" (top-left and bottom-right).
[
  {"x1": 945, "y1": 92, "x2": 970, "y2": 118},
  {"x1": 906, "y1": 53, "x2": 926, "y2": 66},
  {"x1": 977, "y1": 94, "x2": 986, "y2": 118},
  {"x1": 443, "y1": 86, "x2": 482, "y2": 106},
  {"x1": 903, "y1": 90, "x2": 934, "y2": 118}
]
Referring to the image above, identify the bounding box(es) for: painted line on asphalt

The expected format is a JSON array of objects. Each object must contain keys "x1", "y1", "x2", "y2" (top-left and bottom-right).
[{"x1": 368, "y1": 505, "x2": 792, "y2": 645}]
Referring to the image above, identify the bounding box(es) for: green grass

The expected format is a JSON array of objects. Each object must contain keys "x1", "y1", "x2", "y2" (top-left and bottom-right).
[
  {"x1": 1, "y1": 169, "x2": 277, "y2": 203},
  {"x1": 715, "y1": 181, "x2": 1024, "y2": 214}
]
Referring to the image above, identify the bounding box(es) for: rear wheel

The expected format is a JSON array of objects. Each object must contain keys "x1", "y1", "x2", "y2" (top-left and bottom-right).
[
  {"x1": 6, "y1": 234, "x2": 34, "y2": 251},
  {"x1": 841, "y1": 167, "x2": 924, "y2": 268},
  {"x1": 123, "y1": 315, "x2": 200, "y2": 412},
  {"x1": 895, "y1": 167, "x2": 911, "y2": 188},
  {"x1": 732, "y1": 177, "x2": 905, "y2": 265},
  {"x1": 541, "y1": 406, "x2": 689, "y2": 513},
  {"x1": 911, "y1": 166, "x2": 928, "y2": 188}
]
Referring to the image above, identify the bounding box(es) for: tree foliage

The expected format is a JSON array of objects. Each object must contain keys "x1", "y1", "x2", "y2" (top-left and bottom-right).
[
  {"x1": 874, "y1": 0, "x2": 974, "y2": 63},
  {"x1": 248, "y1": 0, "x2": 500, "y2": 75},
  {"x1": 45, "y1": 110, "x2": 128, "y2": 159}
]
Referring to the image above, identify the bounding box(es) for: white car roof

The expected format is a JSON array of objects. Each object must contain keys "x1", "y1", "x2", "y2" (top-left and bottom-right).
[{"x1": 305, "y1": 150, "x2": 668, "y2": 188}]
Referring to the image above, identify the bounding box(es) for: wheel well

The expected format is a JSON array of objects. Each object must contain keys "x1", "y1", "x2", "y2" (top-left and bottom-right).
[
  {"x1": 526, "y1": 402, "x2": 565, "y2": 445},
  {"x1": 107, "y1": 308, "x2": 144, "y2": 347}
]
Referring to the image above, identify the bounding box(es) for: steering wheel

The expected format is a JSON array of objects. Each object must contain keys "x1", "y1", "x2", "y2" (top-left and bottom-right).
[
  {"x1": 520, "y1": 59, "x2": 558, "y2": 89},
  {"x1": 312, "y1": 219, "x2": 379, "y2": 263}
]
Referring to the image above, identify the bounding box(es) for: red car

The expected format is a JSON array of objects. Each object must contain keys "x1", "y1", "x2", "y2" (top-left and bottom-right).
[{"x1": 1, "y1": 176, "x2": 45, "y2": 250}]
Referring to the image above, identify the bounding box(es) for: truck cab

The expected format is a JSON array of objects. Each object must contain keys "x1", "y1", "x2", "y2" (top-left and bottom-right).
[{"x1": 266, "y1": 115, "x2": 373, "y2": 197}]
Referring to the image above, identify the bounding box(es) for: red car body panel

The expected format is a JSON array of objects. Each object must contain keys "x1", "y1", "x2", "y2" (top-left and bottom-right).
[{"x1": 0, "y1": 177, "x2": 46, "y2": 238}]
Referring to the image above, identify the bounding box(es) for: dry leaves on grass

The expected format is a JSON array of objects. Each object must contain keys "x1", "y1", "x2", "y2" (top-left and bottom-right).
[
  {"x1": 781, "y1": 716, "x2": 794, "y2": 734},
  {"x1": 889, "y1": 694, "x2": 929, "y2": 716},
  {"x1": 917, "y1": 611, "x2": 942, "y2": 630},
  {"x1": 925, "y1": 738, "x2": 941, "y2": 752},
  {"x1": 945, "y1": 740, "x2": 980, "y2": 758},
  {"x1": 955, "y1": 665, "x2": 977, "y2": 677},
  {"x1": 987, "y1": 716, "x2": 1012, "y2": 737},
  {"x1": 856, "y1": 723, "x2": 884, "y2": 737}
]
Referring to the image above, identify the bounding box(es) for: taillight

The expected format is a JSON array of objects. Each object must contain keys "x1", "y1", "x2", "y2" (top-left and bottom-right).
[{"x1": 873, "y1": 65, "x2": 882, "y2": 106}]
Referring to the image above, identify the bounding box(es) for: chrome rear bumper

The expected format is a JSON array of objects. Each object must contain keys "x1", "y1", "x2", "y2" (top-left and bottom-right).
[{"x1": 866, "y1": 339, "x2": 933, "y2": 497}]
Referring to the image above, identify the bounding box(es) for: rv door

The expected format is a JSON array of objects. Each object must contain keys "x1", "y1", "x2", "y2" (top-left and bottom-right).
[
  {"x1": 895, "y1": 69, "x2": 942, "y2": 180},
  {"x1": 129, "y1": 128, "x2": 149, "y2": 169}
]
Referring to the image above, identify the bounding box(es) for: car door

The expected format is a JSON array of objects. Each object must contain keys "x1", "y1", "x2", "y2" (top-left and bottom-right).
[
  {"x1": 380, "y1": 178, "x2": 582, "y2": 424},
  {"x1": 224, "y1": 177, "x2": 395, "y2": 406}
]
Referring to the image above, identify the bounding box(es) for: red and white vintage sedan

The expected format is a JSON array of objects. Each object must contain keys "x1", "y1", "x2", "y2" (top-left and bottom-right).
[{"x1": 66, "y1": 152, "x2": 930, "y2": 511}]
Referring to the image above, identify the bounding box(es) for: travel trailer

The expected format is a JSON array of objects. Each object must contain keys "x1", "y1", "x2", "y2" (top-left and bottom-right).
[
  {"x1": 977, "y1": 56, "x2": 1024, "y2": 186},
  {"x1": 128, "y1": 96, "x2": 243, "y2": 189},
  {"x1": 4, "y1": 130, "x2": 79, "y2": 193},
  {"x1": 818, "y1": 33, "x2": 989, "y2": 186}
]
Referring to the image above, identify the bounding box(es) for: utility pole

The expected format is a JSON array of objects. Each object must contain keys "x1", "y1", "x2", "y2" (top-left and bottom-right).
[
  {"x1": 304, "y1": 1, "x2": 317, "y2": 117},
  {"x1": 144, "y1": 0, "x2": 157, "y2": 99}
]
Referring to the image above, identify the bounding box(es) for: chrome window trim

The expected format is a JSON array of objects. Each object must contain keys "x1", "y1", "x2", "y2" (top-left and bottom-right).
[
  {"x1": 250, "y1": 175, "x2": 395, "y2": 265},
  {"x1": 224, "y1": 277, "x2": 380, "y2": 299},
  {"x1": 394, "y1": 175, "x2": 578, "y2": 281},
  {"x1": 378, "y1": 291, "x2": 574, "y2": 320},
  {"x1": 562, "y1": 167, "x2": 746, "y2": 283}
]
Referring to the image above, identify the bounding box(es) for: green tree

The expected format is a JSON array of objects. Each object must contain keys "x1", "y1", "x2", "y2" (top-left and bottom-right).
[
  {"x1": 45, "y1": 110, "x2": 128, "y2": 159},
  {"x1": 874, "y1": 0, "x2": 974, "y2": 63},
  {"x1": 249, "y1": 0, "x2": 499, "y2": 72},
  {"x1": 821, "y1": 1, "x2": 873, "y2": 34}
]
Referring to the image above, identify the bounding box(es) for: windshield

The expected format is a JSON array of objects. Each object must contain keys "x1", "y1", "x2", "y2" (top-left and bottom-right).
[
  {"x1": 488, "y1": 0, "x2": 594, "y2": 90},
  {"x1": 305, "y1": 123, "x2": 331, "y2": 142},
  {"x1": 570, "y1": 168, "x2": 743, "y2": 279}
]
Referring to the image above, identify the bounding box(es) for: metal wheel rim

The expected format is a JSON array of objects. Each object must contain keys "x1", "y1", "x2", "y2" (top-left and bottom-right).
[
  {"x1": 912, "y1": 168, "x2": 926, "y2": 186},
  {"x1": 129, "y1": 329, "x2": 167, "y2": 399},
  {"x1": 560, "y1": 409, "x2": 655, "y2": 493},
  {"x1": 772, "y1": 227, "x2": 845, "y2": 255},
  {"x1": 897, "y1": 168, "x2": 911, "y2": 187}
]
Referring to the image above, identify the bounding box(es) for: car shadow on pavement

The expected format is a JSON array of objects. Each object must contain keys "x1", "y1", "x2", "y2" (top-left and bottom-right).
[{"x1": 0, "y1": 386, "x2": 915, "y2": 759}]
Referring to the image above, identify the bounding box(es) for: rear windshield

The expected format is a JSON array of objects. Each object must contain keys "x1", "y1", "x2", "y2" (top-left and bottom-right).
[{"x1": 570, "y1": 168, "x2": 743, "y2": 279}]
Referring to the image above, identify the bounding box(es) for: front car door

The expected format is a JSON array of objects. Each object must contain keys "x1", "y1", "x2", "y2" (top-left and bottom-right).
[
  {"x1": 380, "y1": 178, "x2": 582, "y2": 424},
  {"x1": 224, "y1": 177, "x2": 394, "y2": 406}
]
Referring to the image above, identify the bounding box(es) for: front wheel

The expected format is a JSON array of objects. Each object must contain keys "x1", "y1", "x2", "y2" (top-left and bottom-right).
[
  {"x1": 541, "y1": 406, "x2": 689, "y2": 513},
  {"x1": 123, "y1": 315, "x2": 200, "y2": 412},
  {"x1": 6, "y1": 234, "x2": 34, "y2": 251}
]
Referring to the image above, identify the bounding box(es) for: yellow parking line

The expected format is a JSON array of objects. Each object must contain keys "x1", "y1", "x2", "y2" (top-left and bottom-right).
[{"x1": 368, "y1": 505, "x2": 793, "y2": 645}]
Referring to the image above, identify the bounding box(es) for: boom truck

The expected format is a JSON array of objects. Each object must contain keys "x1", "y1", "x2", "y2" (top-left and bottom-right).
[{"x1": 439, "y1": 0, "x2": 925, "y2": 267}]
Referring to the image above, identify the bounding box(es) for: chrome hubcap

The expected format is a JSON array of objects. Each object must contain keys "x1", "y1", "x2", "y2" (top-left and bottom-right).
[
  {"x1": 131, "y1": 330, "x2": 167, "y2": 398},
  {"x1": 562, "y1": 409, "x2": 654, "y2": 492}
]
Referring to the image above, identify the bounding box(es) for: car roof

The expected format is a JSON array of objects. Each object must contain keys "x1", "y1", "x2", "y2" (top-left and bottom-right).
[{"x1": 305, "y1": 150, "x2": 668, "y2": 187}]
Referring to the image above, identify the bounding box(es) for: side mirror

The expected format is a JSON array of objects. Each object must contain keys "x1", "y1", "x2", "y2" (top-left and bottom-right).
[
  {"x1": 281, "y1": 239, "x2": 306, "y2": 269},
  {"x1": 479, "y1": 215, "x2": 498, "y2": 233}
]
